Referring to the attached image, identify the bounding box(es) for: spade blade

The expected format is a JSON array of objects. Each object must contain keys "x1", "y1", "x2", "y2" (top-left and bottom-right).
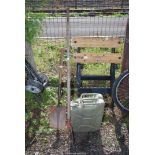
[{"x1": 49, "y1": 106, "x2": 66, "y2": 130}]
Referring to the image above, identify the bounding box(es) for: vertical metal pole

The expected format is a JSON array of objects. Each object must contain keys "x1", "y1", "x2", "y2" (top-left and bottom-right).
[
  {"x1": 110, "y1": 48, "x2": 116, "y2": 90},
  {"x1": 75, "y1": 0, "x2": 77, "y2": 9},
  {"x1": 121, "y1": 0, "x2": 124, "y2": 9},
  {"x1": 76, "y1": 63, "x2": 81, "y2": 96},
  {"x1": 66, "y1": 8, "x2": 71, "y2": 121},
  {"x1": 76, "y1": 47, "x2": 81, "y2": 97},
  {"x1": 110, "y1": 48, "x2": 116, "y2": 106}
]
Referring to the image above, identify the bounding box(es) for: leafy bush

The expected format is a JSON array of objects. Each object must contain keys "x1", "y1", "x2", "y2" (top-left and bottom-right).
[
  {"x1": 25, "y1": 88, "x2": 57, "y2": 146},
  {"x1": 25, "y1": 12, "x2": 46, "y2": 43}
]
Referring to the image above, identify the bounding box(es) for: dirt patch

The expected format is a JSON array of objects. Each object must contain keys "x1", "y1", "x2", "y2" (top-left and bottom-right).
[{"x1": 26, "y1": 107, "x2": 128, "y2": 155}]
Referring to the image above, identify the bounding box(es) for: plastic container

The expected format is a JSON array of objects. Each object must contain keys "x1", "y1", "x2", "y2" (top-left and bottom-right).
[{"x1": 70, "y1": 93, "x2": 105, "y2": 132}]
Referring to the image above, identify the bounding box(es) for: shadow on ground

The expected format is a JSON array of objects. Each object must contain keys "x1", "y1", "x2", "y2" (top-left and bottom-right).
[
  {"x1": 113, "y1": 111, "x2": 129, "y2": 155},
  {"x1": 69, "y1": 131, "x2": 104, "y2": 155},
  {"x1": 26, "y1": 107, "x2": 129, "y2": 155},
  {"x1": 51, "y1": 109, "x2": 129, "y2": 155}
]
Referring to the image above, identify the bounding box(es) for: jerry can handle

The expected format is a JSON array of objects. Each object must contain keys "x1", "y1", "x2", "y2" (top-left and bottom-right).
[
  {"x1": 80, "y1": 93, "x2": 100, "y2": 99},
  {"x1": 79, "y1": 93, "x2": 98, "y2": 107}
]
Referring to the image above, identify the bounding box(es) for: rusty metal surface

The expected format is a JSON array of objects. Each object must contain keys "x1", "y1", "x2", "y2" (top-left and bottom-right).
[
  {"x1": 122, "y1": 19, "x2": 129, "y2": 72},
  {"x1": 49, "y1": 106, "x2": 66, "y2": 129}
]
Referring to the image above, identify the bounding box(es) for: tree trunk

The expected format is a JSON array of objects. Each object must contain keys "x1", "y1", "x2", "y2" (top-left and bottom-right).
[{"x1": 25, "y1": 41, "x2": 36, "y2": 71}]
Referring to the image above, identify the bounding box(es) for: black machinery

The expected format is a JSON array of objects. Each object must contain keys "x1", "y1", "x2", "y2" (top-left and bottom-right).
[{"x1": 25, "y1": 58, "x2": 48, "y2": 93}]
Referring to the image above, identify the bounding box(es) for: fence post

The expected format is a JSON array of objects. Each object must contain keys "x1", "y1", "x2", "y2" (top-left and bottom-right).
[{"x1": 122, "y1": 19, "x2": 129, "y2": 72}]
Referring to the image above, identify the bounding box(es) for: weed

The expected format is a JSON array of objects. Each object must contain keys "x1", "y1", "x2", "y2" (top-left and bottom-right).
[
  {"x1": 112, "y1": 13, "x2": 127, "y2": 17},
  {"x1": 26, "y1": 39, "x2": 124, "y2": 144}
]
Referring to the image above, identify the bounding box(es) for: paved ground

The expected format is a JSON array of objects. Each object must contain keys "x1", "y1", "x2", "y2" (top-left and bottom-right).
[{"x1": 41, "y1": 16, "x2": 128, "y2": 38}]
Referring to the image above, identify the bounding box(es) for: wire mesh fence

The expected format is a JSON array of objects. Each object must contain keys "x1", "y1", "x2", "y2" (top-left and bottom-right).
[
  {"x1": 25, "y1": 2, "x2": 129, "y2": 151},
  {"x1": 39, "y1": 15, "x2": 128, "y2": 38},
  {"x1": 25, "y1": 0, "x2": 129, "y2": 81},
  {"x1": 26, "y1": 0, "x2": 129, "y2": 39}
]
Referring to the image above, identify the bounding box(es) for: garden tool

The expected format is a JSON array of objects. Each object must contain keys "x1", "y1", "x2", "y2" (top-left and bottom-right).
[
  {"x1": 49, "y1": 8, "x2": 71, "y2": 130},
  {"x1": 49, "y1": 49, "x2": 67, "y2": 129}
]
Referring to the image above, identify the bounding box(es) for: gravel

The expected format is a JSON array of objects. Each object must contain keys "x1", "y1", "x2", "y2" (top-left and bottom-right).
[{"x1": 26, "y1": 107, "x2": 129, "y2": 155}]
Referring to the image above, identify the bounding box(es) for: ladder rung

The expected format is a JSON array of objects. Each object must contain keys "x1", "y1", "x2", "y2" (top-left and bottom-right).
[
  {"x1": 74, "y1": 53, "x2": 122, "y2": 63},
  {"x1": 81, "y1": 75, "x2": 111, "y2": 80},
  {"x1": 78, "y1": 87, "x2": 111, "y2": 94}
]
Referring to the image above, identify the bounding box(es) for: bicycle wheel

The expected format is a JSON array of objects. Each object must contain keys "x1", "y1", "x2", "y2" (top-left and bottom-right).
[{"x1": 112, "y1": 70, "x2": 129, "y2": 113}]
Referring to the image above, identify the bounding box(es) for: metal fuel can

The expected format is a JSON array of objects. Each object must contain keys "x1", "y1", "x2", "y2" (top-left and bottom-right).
[{"x1": 70, "y1": 93, "x2": 105, "y2": 132}]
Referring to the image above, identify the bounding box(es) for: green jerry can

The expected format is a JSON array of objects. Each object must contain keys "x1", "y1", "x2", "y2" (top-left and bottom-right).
[{"x1": 70, "y1": 93, "x2": 105, "y2": 132}]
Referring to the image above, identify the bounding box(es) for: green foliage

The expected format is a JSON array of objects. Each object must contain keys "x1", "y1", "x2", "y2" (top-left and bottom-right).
[
  {"x1": 26, "y1": 40, "x2": 66, "y2": 138},
  {"x1": 112, "y1": 13, "x2": 127, "y2": 17},
  {"x1": 124, "y1": 115, "x2": 129, "y2": 129},
  {"x1": 69, "y1": 12, "x2": 89, "y2": 17},
  {"x1": 32, "y1": 40, "x2": 123, "y2": 88},
  {"x1": 32, "y1": 40, "x2": 64, "y2": 75},
  {"x1": 26, "y1": 0, "x2": 48, "y2": 12},
  {"x1": 49, "y1": 12, "x2": 127, "y2": 18},
  {"x1": 26, "y1": 39, "x2": 124, "y2": 145},
  {"x1": 25, "y1": 12, "x2": 46, "y2": 43},
  {"x1": 25, "y1": 88, "x2": 57, "y2": 144},
  {"x1": 80, "y1": 47, "x2": 123, "y2": 76}
]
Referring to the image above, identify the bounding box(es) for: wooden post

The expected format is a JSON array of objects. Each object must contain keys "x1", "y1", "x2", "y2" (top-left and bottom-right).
[
  {"x1": 122, "y1": 19, "x2": 129, "y2": 72},
  {"x1": 66, "y1": 8, "x2": 71, "y2": 121}
]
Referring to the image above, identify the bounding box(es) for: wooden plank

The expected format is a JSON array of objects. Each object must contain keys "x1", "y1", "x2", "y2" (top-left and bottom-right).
[
  {"x1": 72, "y1": 37, "x2": 122, "y2": 48},
  {"x1": 74, "y1": 53, "x2": 122, "y2": 64}
]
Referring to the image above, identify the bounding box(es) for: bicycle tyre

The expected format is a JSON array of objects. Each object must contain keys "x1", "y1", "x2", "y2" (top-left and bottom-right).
[{"x1": 112, "y1": 70, "x2": 129, "y2": 113}]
